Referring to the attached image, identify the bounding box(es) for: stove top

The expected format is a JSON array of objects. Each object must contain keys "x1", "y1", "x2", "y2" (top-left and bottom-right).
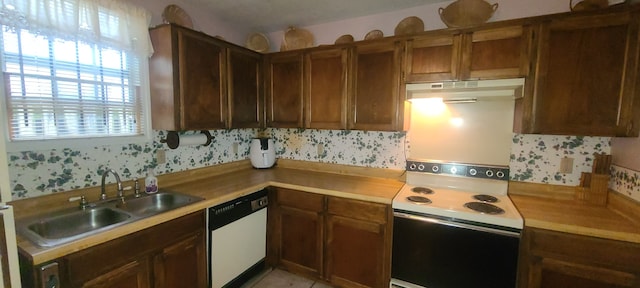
[{"x1": 393, "y1": 160, "x2": 523, "y2": 229}]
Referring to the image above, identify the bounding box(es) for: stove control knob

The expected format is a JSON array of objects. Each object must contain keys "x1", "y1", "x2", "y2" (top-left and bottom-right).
[
  {"x1": 450, "y1": 167, "x2": 457, "y2": 174},
  {"x1": 496, "y1": 170, "x2": 505, "y2": 178},
  {"x1": 485, "y1": 170, "x2": 494, "y2": 177},
  {"x1": 431, "y1": 165, "x2": 439, "y2": 173},
  {"x1": 417, "y1": 164, "x2": 425, "y2": 171},
  {"x1": 469, "y1": 168, "x2": 477, "y2": 176},
  {"x1": 409, "y1": 163, "x2": 417, "y2": 170}
]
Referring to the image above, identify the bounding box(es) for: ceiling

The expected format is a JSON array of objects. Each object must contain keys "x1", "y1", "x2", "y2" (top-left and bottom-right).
[{"x1": 188, "y1": 0, "x2": 450, "y2": 32}]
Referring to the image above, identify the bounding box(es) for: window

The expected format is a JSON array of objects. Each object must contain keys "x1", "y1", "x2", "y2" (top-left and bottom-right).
[
  {"x1": 2, "y1": 27, "x2": 143, "y2": 140},
  {"x1": 0, "y1": 0, "x2": 153, "y2": 142}
]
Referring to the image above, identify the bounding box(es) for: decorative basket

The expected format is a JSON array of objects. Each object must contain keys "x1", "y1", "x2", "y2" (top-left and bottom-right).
[
  {"x1": 394, "y1": 16, "x2": 425, "y2": 36},
  {"x1": 246, "y1": 33, "x2": 270, "y2": 53},
  {"x1": 334, "y1": 34, "x2": 354, "y2": 45},
  {"x1": 439, "y1": 0, "x2": 498, "y2": 28},
  {"x1": 364, "y1": 29, "x2": 384, "y2": 40},
  {"x1": 570, "y1": 0, "x2": 609, "y2": 11},
  {"x1": 281, "y1": 27, "x2": 314, "y2": 51}
]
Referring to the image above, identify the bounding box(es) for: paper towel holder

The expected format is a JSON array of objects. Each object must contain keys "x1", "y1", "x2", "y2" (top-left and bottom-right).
[{"x1": 160, "y1": 130, "x2": 213, "y2": 149}]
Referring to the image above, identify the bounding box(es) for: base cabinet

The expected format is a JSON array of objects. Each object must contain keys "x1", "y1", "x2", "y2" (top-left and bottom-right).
[
  {"x1": 519, "y1": 228, "x2": 640, "y2": 288},
  {"x1": 268, "y1": 188, "x2": 392, "y2": 288},
  {"x1": 326, "y1": 197, "x2": 390, "y2": 288},
  {"x1": 153, "y1": 233, "x2": 207, "y2": 288},
  {"x1": 81, "y1": 259, "x2": 151, "y2": 288},
  {"x1": 20, "y1": 211, "x2": 206, "y2": 288}
]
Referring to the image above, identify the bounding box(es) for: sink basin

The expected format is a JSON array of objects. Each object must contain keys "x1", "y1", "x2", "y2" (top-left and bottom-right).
[
  {"x1": 117, "y1": 192, "x2": 202, "y2": 216},
  {"x1": 17, "y1": 190, "x2": 203, "y2": 247},
  {"x1": 19, "y1": 207, "x2": 133, "y2": 247}
]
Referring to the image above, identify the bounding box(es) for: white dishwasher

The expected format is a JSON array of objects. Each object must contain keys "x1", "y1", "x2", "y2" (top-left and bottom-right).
[{"x1": 208, "y1": 189, "x2": 268, "y2": 288}]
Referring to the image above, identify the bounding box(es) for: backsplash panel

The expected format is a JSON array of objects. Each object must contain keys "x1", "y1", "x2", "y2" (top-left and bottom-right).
[
  {"x1": 268, "y1": 128, "x2": 407, "y2": 169},
  {"x1": 610, "y1": 165, "x2": 640, "y2": 202},
  {"x1": 6, "y1": 128, "x2": 616, "y2": 200},
  {"x1": 8, "y1": 129, "x2": 257, "y2": 199},
  {"x1": 510, "y1": 134, "x2": 611, "y2": 185}
]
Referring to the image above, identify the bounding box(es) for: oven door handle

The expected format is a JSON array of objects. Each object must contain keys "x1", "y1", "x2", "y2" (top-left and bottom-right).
[{"x1": 394, "y1": 211, "x2": 521, "y2": 238}]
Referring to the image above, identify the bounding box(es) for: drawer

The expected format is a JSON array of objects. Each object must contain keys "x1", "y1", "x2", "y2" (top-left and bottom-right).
[
  {"x1": 327, "y1": 196, "x2": 388, "y2": 224},
  {"x1": 276, "y1": 188, "x2": 324, "y2": 212},
  {"x1": 527, "y1": 228, "x2": 640, "y2": 273}
]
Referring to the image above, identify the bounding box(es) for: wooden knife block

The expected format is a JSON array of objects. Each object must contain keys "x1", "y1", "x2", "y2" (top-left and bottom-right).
[{"x1": 575, "y1": 172, "x2": 609, "y2": 205}]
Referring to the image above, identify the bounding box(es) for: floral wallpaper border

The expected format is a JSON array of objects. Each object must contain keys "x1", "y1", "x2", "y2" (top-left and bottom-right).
[
  {"x1": 610, "y1": 165, "x2": 640, "y2": 202},
  {"x1": 5, "y1": 128, "x2": 628, "y2": 202},
  {"x1": 509, "y1": 134, "x2": 611, "y2": 186}
]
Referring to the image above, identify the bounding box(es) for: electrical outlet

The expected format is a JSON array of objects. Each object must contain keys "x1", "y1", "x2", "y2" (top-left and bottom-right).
[
  {"x1": 317, "y1": 143, "x2": 324, "y2": 157},
  {"x1": 156, "y1": 149, "x2": 166, "y2": 164},
  {"x1": 233, "y1": 143, "x2": 239, "y2": 155},
  {"x1": 559, "y1": 157, "x2": 574, "y2": 174}
]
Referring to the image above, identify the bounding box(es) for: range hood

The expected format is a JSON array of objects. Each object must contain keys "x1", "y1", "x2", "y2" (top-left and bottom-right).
[{"x1": 406, "y1": 78, "x2": 525, "y2": 102}]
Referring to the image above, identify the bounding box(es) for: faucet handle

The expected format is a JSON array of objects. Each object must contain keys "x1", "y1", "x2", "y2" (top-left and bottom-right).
[
  {"x1": 133, "y1": 179, "x2": 141, "y2": 198},
  {"x1": 69, "y1": 195, "x2": 89, "y2": 209}
]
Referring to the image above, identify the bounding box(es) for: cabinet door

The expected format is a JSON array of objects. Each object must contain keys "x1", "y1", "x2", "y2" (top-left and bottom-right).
[
  {"x1": 178, "y1": 28, "x2": 227, "y2": 130},
  {"x1": 526, "y1": 13, "x2": 640, "y2": 136},
  {"x1": 460, "y1": 25, "x2": 533, "y2": 80},
  {"x1": 153, "y1": 232, "x2": 207, "y2": 288},
  {"x1": 326, "y1": 197, "x2": 390, "y2": 288},
  {"x1": 270, "y1": 188, "x2": 324, "y2": 279},
  {"x1": 305, "y1": 47, "x2": 349, "y2": 129},
  {"x1": 228, "y1": 47, "x2": 263, "y2": 128},
  {"x1": 81, "y1": 259, "x2": 151, "y2": 288},
  {"x1": 350, "y1": 41, "x2": 404, "y2": 131},
  {"x1": 520, "y1": 228, "x2": 640, "y2": 288},
  {"x1": 405, "y1": 33, "x2": 462, "y2": 82},
  {"x1": 266, "y1": 52, "x2": 304, "y2": 128}
]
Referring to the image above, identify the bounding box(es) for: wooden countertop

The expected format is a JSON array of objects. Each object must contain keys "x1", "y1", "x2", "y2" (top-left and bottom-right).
[
  {"x1": 16, "y1": 163, "x2": 404, "y2": 265},
  {"x1": 509, "y1": 182, "x2": 640, "y2": 244},
  {"x1": 16, "y1": 162, "x2": 640, "y2": 265}
]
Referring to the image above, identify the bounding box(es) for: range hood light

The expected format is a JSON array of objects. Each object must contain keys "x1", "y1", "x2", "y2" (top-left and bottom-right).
[
  {"x1": 406, "y1": 78, "x2": 525, "y2": 102},
  {"x1": 443, "y1": 98, "x2": 477, "y2": 104}
]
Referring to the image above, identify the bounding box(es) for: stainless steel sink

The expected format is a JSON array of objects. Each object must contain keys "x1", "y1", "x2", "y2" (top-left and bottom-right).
[
  {"x1": 116, "y1": 192, "x2": 202, "y2": 216},
  {"x1": 17, "y1": 190, "x2": 203, "y2": 247},
  {"x1": 18, "y1": 207, "x2": 133, "y2": 247}
]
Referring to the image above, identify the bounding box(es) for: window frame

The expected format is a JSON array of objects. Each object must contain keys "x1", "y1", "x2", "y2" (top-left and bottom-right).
[{"x1": 0, "y1": 43, "x2": 152, "y2": 152}]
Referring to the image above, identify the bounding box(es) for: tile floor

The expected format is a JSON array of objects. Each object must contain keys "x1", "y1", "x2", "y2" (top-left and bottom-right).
[{"x1": 242, "y1": 268, "x2": 334, "y2": 288}]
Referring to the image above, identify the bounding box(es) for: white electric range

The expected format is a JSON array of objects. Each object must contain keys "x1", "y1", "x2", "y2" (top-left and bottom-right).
[{"x1": 393, "y1": 159, "x2": 523, "y2": 230}]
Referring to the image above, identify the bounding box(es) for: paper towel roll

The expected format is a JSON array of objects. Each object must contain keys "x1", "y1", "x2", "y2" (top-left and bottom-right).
[
  {"x1": 179, "y1": 133, "x2": 209, "y2": 146},
  {"x1": 162, "y1": 130, "x2": 213, "y2": 149}
]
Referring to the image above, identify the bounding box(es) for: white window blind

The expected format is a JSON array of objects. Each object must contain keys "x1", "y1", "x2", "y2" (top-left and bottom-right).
[
  {"x1": 0, "y1": 0, "x2": 152, "y2": 142},
  {"x1": 2, "y1": 27, "x2": 143, "y2": 140}
]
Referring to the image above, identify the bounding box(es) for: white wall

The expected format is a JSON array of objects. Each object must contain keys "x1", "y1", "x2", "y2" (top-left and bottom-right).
[
  {"x1": 267, "y1": 0, "x2": 570, "y2": 52},
  {"x1": 132, "y1": 0, "x2": 252, "y2": 45},
  {"x1": 612, "y1": 137, "x2": 640, "y2": 170}
]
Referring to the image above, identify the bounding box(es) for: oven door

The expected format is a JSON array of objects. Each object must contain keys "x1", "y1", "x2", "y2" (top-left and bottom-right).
[{"x1": 391, "y1": 211, "x2": 520, "y2": 288}]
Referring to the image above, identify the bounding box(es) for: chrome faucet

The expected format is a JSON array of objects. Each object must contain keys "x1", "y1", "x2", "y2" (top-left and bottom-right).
[{"x1": 101, "y1": 169, "x2": 124, "y2": 200}]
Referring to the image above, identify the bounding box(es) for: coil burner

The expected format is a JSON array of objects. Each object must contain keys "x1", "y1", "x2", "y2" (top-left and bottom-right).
[
  {"x1": 407, "y1": 196, "x2": 432, "y2": 204},
  {"x1": 464, "y1": 202, "x2": 505, "y2": 215}
]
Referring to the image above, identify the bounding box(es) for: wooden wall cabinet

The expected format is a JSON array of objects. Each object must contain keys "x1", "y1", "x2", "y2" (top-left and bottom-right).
[
  {"x1": 150, "y1": 24, "x2": 265, "y2": 131},
  {"x1": 268, "y1": 188, "x2": 392, "y2": 288},
  {"x1": 21, "y1": 211, "x2": 207, "y2": 288},
  {"x1": 350, "y1": 40, "x2": 405, "y2": 131},
  {"x1": 517, "y1": 11, "x2": 640, "y2": 136},
  {"x1": 265, "y1": 51, "x2": 305, "y2": 128},
  {"x1": 149, "y1": 24, "x2": 227, "y2": 131},
  {"x1": 519, "y1": 228, "x2": 640, "y2": 288},
  {"x1": 228, "y1": 46, "x2": 264, "y2": 128},
  {"x1": 405, "y1": 25, "x2": 532, "y2": 82},
  {"x1": 404, "y1": 32, "x2": 462, "y2": 82},
  {"x1": 305, "y1": 47, "x2": 349, "y2": 129}
]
